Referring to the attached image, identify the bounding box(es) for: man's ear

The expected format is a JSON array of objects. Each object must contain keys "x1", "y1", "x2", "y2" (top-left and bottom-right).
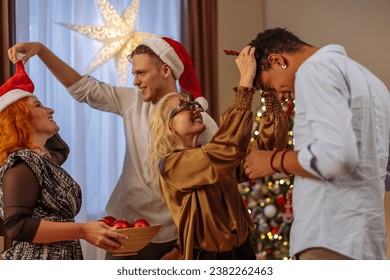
[
  {"x1": 268, "y1": 54, "x2": 288, "y2": 68},
  {"x1": 162, "y1": 64, "x2": 172, "y2": 78}
]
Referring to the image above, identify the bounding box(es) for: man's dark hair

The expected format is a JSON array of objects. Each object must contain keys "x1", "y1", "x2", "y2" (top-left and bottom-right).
[{"x1": 250, "y1": 28, "x2": 311, "y2": 75}]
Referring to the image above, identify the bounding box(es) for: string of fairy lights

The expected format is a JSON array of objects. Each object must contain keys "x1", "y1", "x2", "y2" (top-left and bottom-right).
[{"x1": 239, "y1": 97, "x2": 295, "y2": 260}]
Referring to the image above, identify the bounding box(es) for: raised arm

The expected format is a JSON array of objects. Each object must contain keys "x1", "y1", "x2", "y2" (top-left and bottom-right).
[
  {"x1": 237, "y1": 93, "x2": 288, "y2": 182},
  {"x1": 44, "y1": 133, "x2": 70, "y2": 165},
  {"x1": 253, "y1": 93, "x2": 288, "y2": 151},
  {"x1": 8, "y1": 42, "x2": 82, "y2": 88}
]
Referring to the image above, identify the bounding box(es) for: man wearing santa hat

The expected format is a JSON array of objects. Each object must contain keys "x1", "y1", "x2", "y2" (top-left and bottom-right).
[{"x1": 8, "y1": 37, "x2": 218, "y2": 260}]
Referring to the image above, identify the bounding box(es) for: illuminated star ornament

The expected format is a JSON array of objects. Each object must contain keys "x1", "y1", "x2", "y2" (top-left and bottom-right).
[{"x1": 60, "y1": 0, "x2": 157, "y2": 85}]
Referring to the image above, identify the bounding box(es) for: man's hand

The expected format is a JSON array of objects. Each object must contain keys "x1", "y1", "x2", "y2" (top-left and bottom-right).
[{"x1": 245, "y1": 150, "x2": 275, "y2": 179}]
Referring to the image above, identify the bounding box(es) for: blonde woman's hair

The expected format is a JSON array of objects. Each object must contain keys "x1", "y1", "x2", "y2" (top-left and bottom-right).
[{"x1": 148, "y1": 92, "x2": 186, "y2": 188}]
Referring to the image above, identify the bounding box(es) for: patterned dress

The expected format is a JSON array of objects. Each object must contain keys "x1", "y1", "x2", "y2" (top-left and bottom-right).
[{"x1": 0, "y1": 150, "x2": 83, "y2": 259}]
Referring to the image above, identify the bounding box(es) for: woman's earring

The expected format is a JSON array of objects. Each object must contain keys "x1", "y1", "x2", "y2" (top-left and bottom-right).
[{"x1": 282, "y1": 64, "x2": 287, "y2": 69}]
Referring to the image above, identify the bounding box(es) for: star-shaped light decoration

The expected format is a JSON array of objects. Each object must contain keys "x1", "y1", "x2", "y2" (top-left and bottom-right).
[{"x1": 60, "y1": 0, "x2": 157, "y2": 85}]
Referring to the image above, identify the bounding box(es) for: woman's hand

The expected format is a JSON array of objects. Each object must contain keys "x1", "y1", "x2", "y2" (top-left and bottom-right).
[
  {"x1": 8, "y1": 42, "x2": 44, "y2": 64},
  {"x1": 235, "y1": 45, "x2": 256, "y2": 88},
  {"x1": 81, "y1": 221, "x2": 128, "y2": 251}
]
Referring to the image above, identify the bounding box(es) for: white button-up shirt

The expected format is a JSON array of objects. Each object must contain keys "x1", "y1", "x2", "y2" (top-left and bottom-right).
[{"x1": 291, "y1": 45, "x2": 390, "y2": 259}]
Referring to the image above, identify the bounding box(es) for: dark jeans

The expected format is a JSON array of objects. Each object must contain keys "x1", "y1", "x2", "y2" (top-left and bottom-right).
[
  {"x1": 193, "y1": 238, "x2": 256, "y2": 260},
  {"x1": 105, "y1": 240, "x2": 176, "y2": 260}
]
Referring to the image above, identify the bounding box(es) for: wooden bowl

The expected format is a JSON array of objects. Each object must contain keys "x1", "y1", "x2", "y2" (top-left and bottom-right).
[{"x1": 107, "y1": 224, "x2": 162, "y2": 256}]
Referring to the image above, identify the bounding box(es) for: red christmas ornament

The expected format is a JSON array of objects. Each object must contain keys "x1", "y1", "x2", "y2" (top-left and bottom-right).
[
  {"x1": 275, "y1": 196, "x2": 287, "y2": 208},
  {"x1": 97, "y1": 215, "x2": 117, "y2": 226},
  {"x1": 248, "y1": 180, "x2": 257, "y2": 186},
  {"x1": 112, "y1": 219, "x2": 131, "y2": 229},
  {"x1": 130, "y1": 218, "x2": 150, "y2": 228}
]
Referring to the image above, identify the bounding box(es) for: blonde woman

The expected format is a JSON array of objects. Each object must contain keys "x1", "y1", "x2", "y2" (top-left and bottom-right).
[{"x1": 148, "y1": 46, "x2": 288, "y2": 259}]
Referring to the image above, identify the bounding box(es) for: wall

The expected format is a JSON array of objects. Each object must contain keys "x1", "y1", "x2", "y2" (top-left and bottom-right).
[
  {"x1": 218, "y1": 0, "x2": 390, "y2": 258},
  {"x1": 217, "y1": 0, "x2": 264, "y2": 116},
  {"x1": 263, "y1": 0, "x2": 390, "y2": 88}
]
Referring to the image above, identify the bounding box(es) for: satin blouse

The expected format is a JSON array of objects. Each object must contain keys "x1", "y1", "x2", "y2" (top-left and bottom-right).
[{"x1": 159, "y1": 88, "x2": 288, "y2": 259}]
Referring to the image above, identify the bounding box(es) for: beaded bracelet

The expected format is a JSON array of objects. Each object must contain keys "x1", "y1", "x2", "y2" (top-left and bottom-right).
[
  {"x1": 270, "y1": 149, "x2": 282, "y2": 173},
  {"x1": 278, "y1": 149, "x2": 292, "y2": 175}
]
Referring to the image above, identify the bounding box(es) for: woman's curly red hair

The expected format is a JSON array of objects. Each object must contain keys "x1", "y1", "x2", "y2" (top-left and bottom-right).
[{"x1": 0, "y1": 98, "x2": 33, "y2": 165}]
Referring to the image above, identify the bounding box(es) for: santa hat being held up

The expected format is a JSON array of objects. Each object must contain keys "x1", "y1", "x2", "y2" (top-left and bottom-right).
[
  {"x1": 139, "y1": 36, "x2": 207, "y2": 110},
  {"x1": 0, "y1": 54, "x2": 34, "y2": 112}
]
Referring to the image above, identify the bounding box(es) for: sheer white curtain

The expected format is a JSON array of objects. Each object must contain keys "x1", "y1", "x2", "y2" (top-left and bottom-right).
[{"x1": 15, "y1": 0, "x2": 184, "y2": 259}]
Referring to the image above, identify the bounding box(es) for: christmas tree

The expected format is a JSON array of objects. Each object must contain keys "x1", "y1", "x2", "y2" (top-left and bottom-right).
[{"x1": 239, "y1": 98, "x2": 295, "y2": 260}]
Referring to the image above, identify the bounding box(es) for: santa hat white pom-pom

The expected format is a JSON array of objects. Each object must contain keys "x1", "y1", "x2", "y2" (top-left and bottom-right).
[
  {"x1": 195, "y1": 97, "x2": 208, "y2": 111},
  {"x1": 16, "y1": 52, "x2": 25, "y2": 61}
]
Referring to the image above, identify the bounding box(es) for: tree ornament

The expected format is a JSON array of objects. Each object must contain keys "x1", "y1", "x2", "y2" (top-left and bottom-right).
[
  {"x1": 275, "y1": 195, "x2": 287, "y2": 208},
  {"x1": 263, "y1": 204, "x2": 278, "y2": 218}
]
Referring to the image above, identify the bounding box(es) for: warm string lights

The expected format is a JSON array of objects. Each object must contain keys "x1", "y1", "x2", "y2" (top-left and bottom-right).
[{"x1": 240, "y1": 98, "x2": 295, "y2": 260}]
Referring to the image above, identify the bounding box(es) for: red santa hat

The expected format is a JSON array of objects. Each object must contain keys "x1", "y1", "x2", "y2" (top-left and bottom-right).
[
  {"x1": 139, "y1": 36, "x2": 207, "y2": 109},
  {"x1": 0, "y1": 54, "x2": 34, "y2": 112}
]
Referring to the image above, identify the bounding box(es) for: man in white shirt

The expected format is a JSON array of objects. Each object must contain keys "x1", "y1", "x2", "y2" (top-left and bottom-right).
[
  {"x1": 8, "y1": 37, "x2": 218, "y2": 260},
  {"x1": 244, "y1": 27, "x2": 389, "y2": 260}
]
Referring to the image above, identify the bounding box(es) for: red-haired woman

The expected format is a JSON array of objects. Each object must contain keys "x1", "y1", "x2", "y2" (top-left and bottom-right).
[{"x1": 0, "y1": 61, "x2": 127, "y2": 260}]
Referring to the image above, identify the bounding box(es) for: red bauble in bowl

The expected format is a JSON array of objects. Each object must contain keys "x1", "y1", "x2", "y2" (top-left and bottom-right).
[
  {"x1": 130, "y1": 219, "x2": 150, "y2": 228},
  {"x1": 112, "y1": 219, "x2": 131, "y2": 229},
  {"x1": 98, "y1": 215, "x2": 117, "y2": 227}
]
